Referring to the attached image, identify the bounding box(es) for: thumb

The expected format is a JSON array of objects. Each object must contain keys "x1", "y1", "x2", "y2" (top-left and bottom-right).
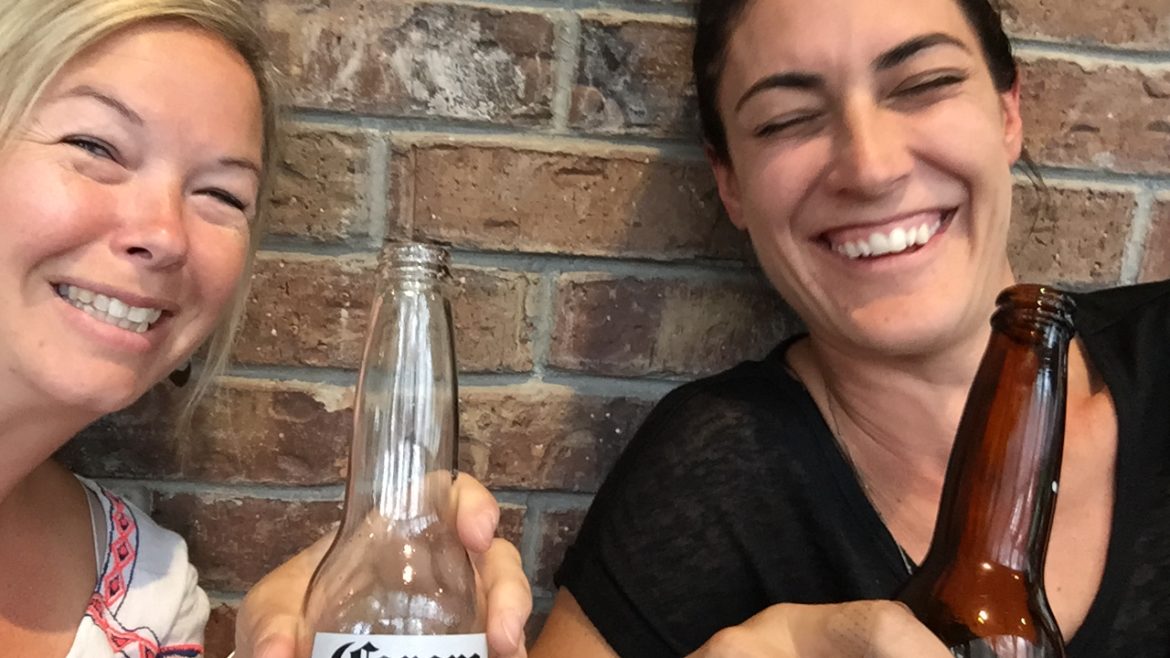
[
  {"x1": 243, "y1": 630, "x2": 297, "y2": 658},
  {"x1": 234, "y1": 531, "x2": 335, "y2": 658}
]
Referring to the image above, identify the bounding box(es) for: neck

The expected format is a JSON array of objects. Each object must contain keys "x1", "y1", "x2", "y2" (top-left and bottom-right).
[
  {"x1": 809, "y1": 319, "x2": 994, "y2": 477},
  {"x1": 0, "y1": 393, "x2": 94, "y2": 510}
]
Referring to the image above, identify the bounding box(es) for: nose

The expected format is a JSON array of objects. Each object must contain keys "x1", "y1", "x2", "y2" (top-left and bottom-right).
[
  {"x1": 111, "y1": 178, "x2": 189, "y2": 270},
  {"x1": 824, "y1": 99, "x2": 914, "y2": 199}
]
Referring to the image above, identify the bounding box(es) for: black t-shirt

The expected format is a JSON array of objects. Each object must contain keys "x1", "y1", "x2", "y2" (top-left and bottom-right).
[{"x1": 555, "y1": 280, "x2": 1170, "y2": 657}]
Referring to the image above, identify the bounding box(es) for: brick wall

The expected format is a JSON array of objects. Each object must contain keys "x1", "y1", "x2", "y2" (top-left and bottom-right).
[{"x1": 58, "y1": 0, "x2": 1169, "y2": 655}]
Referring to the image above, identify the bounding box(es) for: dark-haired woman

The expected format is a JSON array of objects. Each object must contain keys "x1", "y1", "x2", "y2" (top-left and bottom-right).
[
  {"x1": 241, "y1": 0, "x2": 1170, "y2": 656},
  {"x1": 531, "y1": 0, "x2": 1170, "y2": 655}
]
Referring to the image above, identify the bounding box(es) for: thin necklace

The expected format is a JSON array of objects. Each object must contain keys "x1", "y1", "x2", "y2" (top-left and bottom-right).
[{"x1": 822, "y1": 382, "x2": 917, "y2": 576}]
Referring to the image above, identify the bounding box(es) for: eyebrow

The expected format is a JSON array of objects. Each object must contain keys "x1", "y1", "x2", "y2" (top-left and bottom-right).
[
  {"x1": 59, "y1": 85, "x2": 144, "y2": 126},
  {"x1": 220, "y1": 156, "x2": 262, "y2": 178},
  {"x1": 734, "y1": 32, "x2": 971, "y2": 113},
  {"x1": 875, "y1": 32, "x2": 970, "y2": 71}
]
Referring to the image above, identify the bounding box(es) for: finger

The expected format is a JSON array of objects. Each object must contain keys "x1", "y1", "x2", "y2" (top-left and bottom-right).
[
  {"x1": 475, "y1": 537, "x2": 531, "y2": 656},
  {"x1": 235, "y1": 530, "x2": 336, "y2": 658},
  {"x1": 246, "y1": 632, "x2": 296, "y2": 658},
  {"x1": 449, "y1": 472, "x2": 500, "y2": 553},
  {"x1": 822, "y1": 601, "x2": 950, "y2": 658},
  {"x1": 687, "y1": 624, "x2": 783, "y2": 658}
]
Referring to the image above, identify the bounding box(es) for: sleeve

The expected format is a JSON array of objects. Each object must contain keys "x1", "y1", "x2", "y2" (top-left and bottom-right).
[
  {"x1": 108, "y1": 493, "x2": 211, "y2": 657},
  {"x1": 135, "y1": 517, "x2": 210, "y2": 655},
  {"x1": 553, "y1": 376, "x2": 778, "y2": 657}
]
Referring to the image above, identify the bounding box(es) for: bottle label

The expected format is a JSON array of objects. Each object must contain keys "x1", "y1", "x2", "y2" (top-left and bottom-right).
[{"x1": 310, "y1": 632, "x2": 488, "y2": 658}]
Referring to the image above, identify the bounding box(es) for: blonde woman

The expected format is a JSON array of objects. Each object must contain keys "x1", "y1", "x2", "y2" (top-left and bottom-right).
[{"x1": 0, "y1": 1, "x2": 531, "y2": 656}]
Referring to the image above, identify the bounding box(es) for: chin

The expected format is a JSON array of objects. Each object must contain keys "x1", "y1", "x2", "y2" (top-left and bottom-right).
[
  {"x1": 833, "y1": 295, "x2": 990, "y2": 359},
  {"x1": 43, "y1": 369, "x2": 158, "y2": 418}
]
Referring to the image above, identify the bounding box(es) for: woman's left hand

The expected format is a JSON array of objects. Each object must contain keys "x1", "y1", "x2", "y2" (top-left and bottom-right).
[{"x1": 233, "y1": 472, "x2": 533, "y2": 658}]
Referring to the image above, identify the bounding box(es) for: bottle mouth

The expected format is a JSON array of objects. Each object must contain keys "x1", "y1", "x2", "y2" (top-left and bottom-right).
[
  {"x1": 383, "y1": 241, "x2": 451, "y2": 280},
  {"x1": 992, "y1": 284, "x2": 1076, "y2": 335}
]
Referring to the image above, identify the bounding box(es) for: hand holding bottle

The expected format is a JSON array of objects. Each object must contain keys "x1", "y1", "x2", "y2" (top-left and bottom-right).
[
  {"x1": 237, "y1": 244, "x2": 532, "y2": 658},
  {"x1": 685, "y1": 601, "x2": 952, "y2": 658},
  {"x1": 235, "y1": 473, "x2": 532, "y2": 658}
]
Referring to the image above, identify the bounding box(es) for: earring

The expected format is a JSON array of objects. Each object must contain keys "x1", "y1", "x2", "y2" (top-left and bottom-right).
[{"x1": 169, "y1": 361, "x2": 192, "y2": 387}]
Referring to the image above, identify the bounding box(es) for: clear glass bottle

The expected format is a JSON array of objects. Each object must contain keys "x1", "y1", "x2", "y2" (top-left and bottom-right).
[
  {"x1": 298, "y1": 242, "x2": 486, "y2": 658},
  {"x1": 897, "y1": 284, "x2": 1076, "y2": 657}
]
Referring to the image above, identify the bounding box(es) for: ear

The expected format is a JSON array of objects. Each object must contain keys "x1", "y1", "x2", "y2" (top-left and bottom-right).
[
  {"x1": 706, "y1": 145, "x2": 747, "y2": 230},
  {"x1": 1000, "y1": 77, "x2": 1024, "y2": 165}
]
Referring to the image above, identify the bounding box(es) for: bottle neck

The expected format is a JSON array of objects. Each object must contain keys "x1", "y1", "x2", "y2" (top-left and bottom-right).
[
  {"x1": 925, "y1": 316, "x2": 1072, "y2": 577},
  {"x1": 343, "y1": 277, "x2": 459, "y2": 529}
]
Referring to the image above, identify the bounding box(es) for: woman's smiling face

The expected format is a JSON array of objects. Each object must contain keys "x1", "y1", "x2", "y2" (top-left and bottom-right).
[
  {"x1": 0, "y1": 20, "x2": 263, "y2": 416},
  {"x1": 711, "y1": 0, "x2": 1024, "y2": 357}
]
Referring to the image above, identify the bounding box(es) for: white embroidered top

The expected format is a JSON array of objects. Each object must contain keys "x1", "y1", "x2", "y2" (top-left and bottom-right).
[{"x1": 64, "y1": 477, "x2": 209, "y2": 658}]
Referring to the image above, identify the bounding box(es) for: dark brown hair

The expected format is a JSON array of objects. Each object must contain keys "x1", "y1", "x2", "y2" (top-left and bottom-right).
[{"x1": 694, "y1": 0, "x2": 1018, "y2": 162}]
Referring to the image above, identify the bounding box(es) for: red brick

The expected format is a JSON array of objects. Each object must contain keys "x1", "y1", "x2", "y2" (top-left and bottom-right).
[
  {"x1": 205, "y1": 603, "x2": 238, "y2": 658},
  {"x1": 497, "y1": 503, "x2": 526, "y2": 548},
  {"x1": 534, "y1": 509, "x2": 588, "y2": 592},
  {"x1": 1008, "y1": 184, "x2": 1137, "y2": 285},
  {"x1": 450, "y1": 267, "x2": 539, "y2": 373},
  {"x1": 571, "y1": 16, "x2": 697, "y2": 138},
  {"x1": 186, "y1": 378, "x2": 352, "y2": 485},
  {"x1": 236, "y1": 254, "x2": 376, "y2": 368},
  {"x1": 60, "y1": 379, "x2": 353, "y2": 486},
  {"x1": 408, "y1": 141, "x2": 748, "y2": 260},
  {"x1": 267, "y1": 125, "x2": 374, "y2": 242},
  {"x1": 236, "y1": 255, "x2": 536, "y2": 372},
  {"x1": 550, "y1": 274, "x2": 799, "y2": 378},
  {"x1": 459, "y1": 383, "x2": 655, "y2": 493},
  {"x1": 262, "y1": 1, "x2": 554, "y2": 124},
  {"x1": 58, "y1": 383, "x2": 184, "y2": 480},
  {"x1": 1021, "y1": 59, "x2": 1170, "y2": 175},
  {"x1": 999, "y1": 0, "x2": 1169, "y2": 49},
  {"x1": 153, "y1": 493, "x2": 341, "y2": 592},
  {"x1": 1141, "y1": 197, "x2": 1170, "y2": 282}
]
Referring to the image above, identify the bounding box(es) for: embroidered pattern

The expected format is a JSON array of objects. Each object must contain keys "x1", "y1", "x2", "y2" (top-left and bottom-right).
[{"x1": 83, "y1": 487, "x2": 205, "y2": 658}]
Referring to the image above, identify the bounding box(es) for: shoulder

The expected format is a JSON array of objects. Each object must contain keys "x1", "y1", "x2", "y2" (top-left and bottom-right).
[
  {"x1": 78, "y1": 478, "x2": 209, "y2": 656},
  {"x1": 1073, "y1": 279, "x2": 1170, "y2": 336},
  {"x1": 581, "y1": 343, "x2": 823, "y2": 527},
  {"x1": 630, "y1": 350, "x2": 809, "y2": 454}
]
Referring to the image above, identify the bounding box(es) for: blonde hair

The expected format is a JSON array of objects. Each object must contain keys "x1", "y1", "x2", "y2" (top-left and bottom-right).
[{"x1": 0, "y1": 0, "x2": 281, "y2": 422}]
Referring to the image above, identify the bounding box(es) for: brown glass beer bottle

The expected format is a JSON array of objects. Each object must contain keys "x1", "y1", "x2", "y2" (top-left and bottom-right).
[{"x1": 897, "y1": 284, "x2": 1076, "y2": 658}]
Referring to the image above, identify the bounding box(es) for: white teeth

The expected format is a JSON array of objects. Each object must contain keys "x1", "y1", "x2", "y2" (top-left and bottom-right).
[
  {"x1": 834, "y1": 217, "x2": 944, "y2": 260},
  {"x1": 108, "y1": 298, "x2": 128, "y2": 319},
  {"x1": 888, "y1": 227, "x2": 907, "y2": 252},
  {"x1": 916, "y1": 222, "x2": 931, "y2": 245},
  {"x1": 55, "y1": 284, "x2": 165, "y2": 333}
]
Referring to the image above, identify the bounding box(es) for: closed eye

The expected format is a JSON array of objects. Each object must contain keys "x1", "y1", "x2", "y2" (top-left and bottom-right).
[
  {"x1": 200, "y1": 188, "x2": 248, "y2": 212},
  {"x1": 754, "y1": 112, "x2": 824, "y2": 139},
  {"x1": 894, "y1": 73, "x2": 968, "y2": 98},
  {"x1": 63, "y1": 135, "x2": 119, "y2": 162}
]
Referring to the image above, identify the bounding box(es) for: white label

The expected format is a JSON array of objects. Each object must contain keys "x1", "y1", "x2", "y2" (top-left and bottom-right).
[{"x1": 311, "y1": 632, "x2": 488, "y2": 658}]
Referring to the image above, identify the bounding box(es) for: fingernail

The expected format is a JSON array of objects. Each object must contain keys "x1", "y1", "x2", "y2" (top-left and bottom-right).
[
  {"x1": 475, "y1": 514, "x2": 495, "y2": 546},
  {"x1": 502, "y1": 617, "x2": 521, "y2": 649},
  {"x1": 254, "y1": 636, "x2": 292, "y2": 658},
  {"x1": 254, "y1": 638, "x2": 276, "y2": 658}
]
